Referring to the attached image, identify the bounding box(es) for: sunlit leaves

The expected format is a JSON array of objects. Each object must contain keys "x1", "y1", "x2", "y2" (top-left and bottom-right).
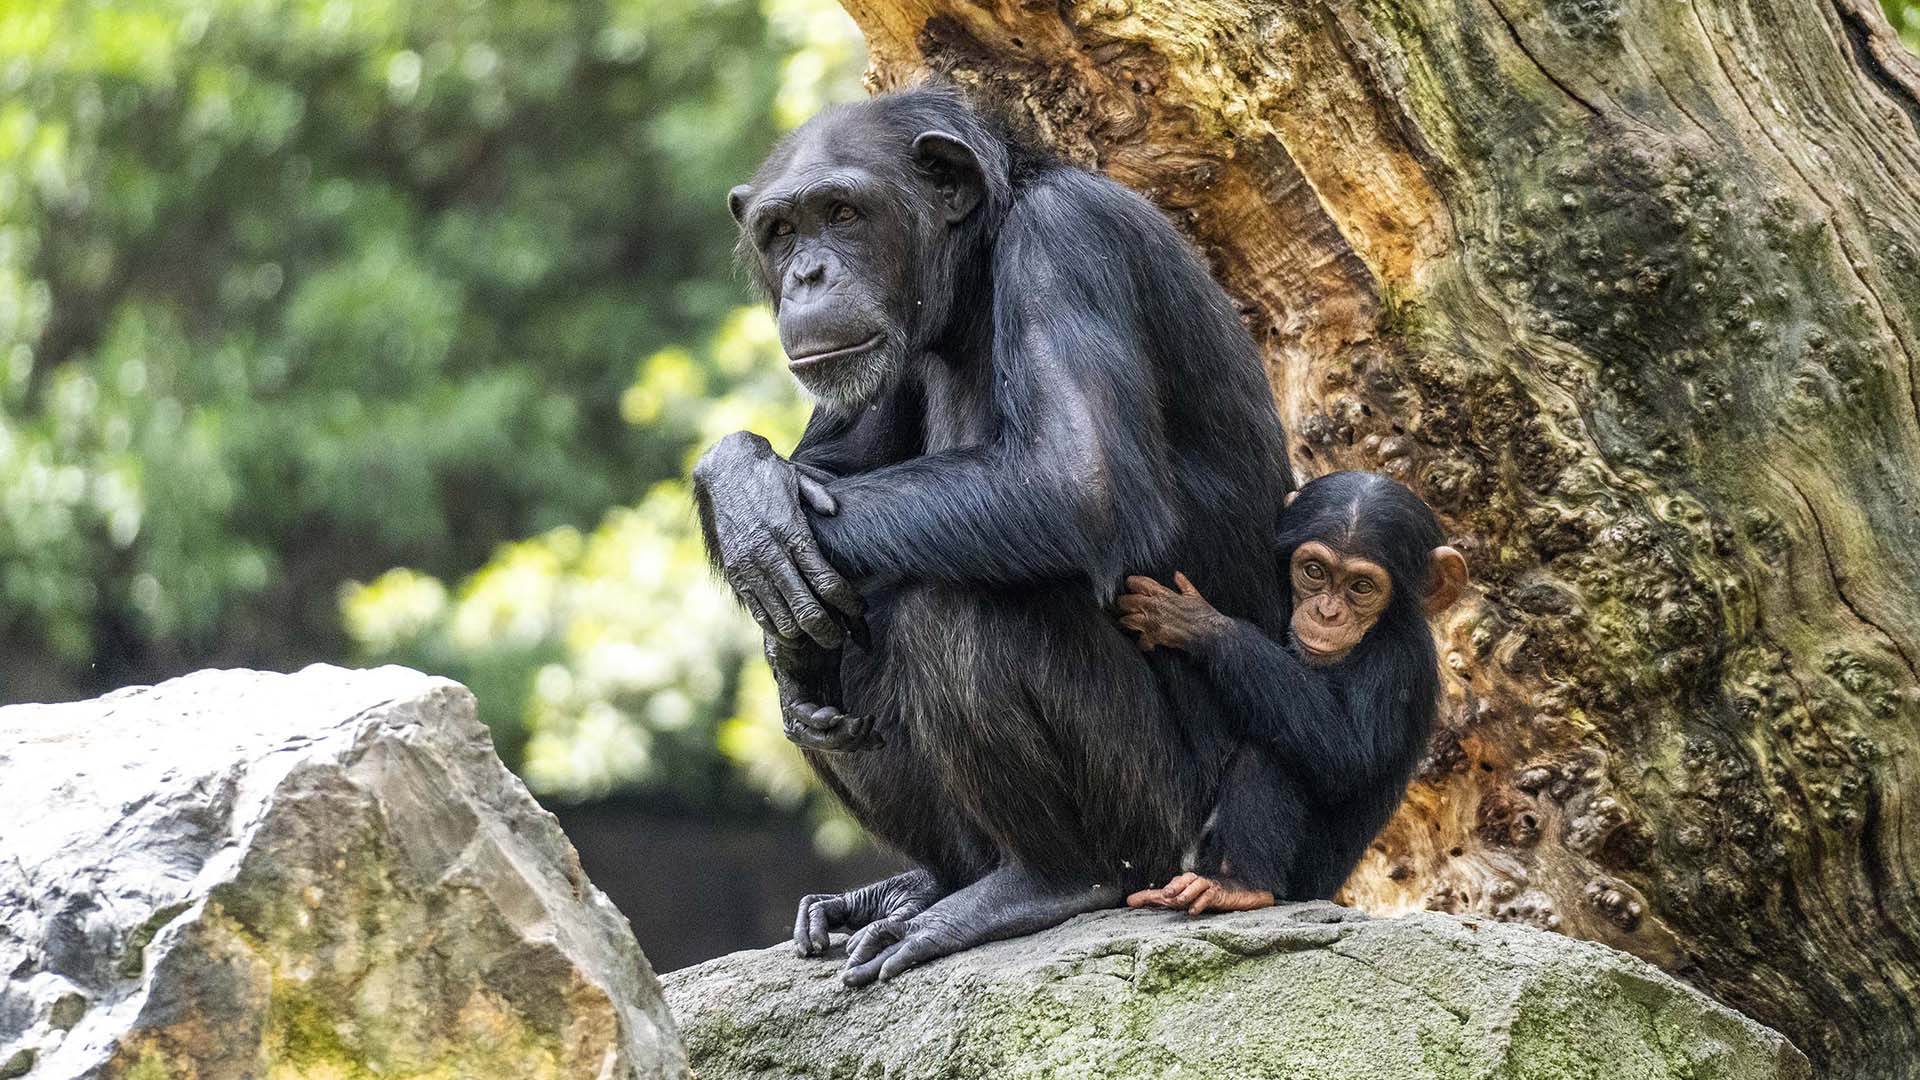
[{"x1": 0, "y1": 0, "x2": 858, "y2": 705}]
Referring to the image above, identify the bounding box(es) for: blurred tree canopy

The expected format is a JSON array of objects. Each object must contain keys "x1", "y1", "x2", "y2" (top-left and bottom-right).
[
  {"x1": 1894, "y1": 0, "x2": 1920, "y2": 51},
  {"x1": 2, "y1": 0, "x2": 861, "y2": 829},
  {"x1": 0, "y1": 0, "x2": 860, "y2": 822}
]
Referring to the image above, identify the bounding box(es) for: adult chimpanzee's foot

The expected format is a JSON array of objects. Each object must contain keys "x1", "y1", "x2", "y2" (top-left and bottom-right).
[
  {"x1": 841, "y1": 864, "x2": 1120, "y2": 986},
  {"x1": 791, "y1": 868, "x2": 946, "y2": 957}
]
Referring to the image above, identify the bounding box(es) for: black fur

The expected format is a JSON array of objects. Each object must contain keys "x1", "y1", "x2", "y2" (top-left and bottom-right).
[
  {"x1": 1191, "y1": 471, "x2": 1444, "y2": 899},
  {"x1": 695, "y1": 84, "x2": 1294, "y2": 980}
]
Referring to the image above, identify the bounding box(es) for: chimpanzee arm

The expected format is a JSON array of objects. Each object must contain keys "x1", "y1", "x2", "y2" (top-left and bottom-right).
[
  {"x1": 1185, "y1": 621, "x2": 1425, "y2": 807},
  {"x1": 807, "y1": 190, "x2": 1181, "y2": 590}
]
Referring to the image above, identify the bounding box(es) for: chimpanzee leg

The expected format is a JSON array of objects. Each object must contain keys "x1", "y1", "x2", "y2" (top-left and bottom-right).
[
  {"x1": 826, "y1": 585, "x2": 1213, "y2": 982},
  {"x1": 1192, "y1": 744, "x2": 1309, "y2": 897},
  {"x1": 877, "y1": 584, "x2": 1213, "y2": 887},
  {"x1": 782, "y1": 613, "x2": 1000, "y2": 956},
  {"x1": 790, "y1": 735, "x2": 995, "y2": 956}
]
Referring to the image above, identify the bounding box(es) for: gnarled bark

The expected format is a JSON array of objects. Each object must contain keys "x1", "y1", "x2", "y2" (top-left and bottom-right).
[{"x1": 835, "y1": 1, "x2": 1920, "y2": 1075}]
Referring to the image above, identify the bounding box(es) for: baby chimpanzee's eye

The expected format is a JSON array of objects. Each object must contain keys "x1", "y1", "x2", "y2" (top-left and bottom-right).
[
  {"x1": 1351, "y1": 579, "x2": 1375, "y2": 595},
  {"x1": 1303, "y1": 562, "x2": 1326, "y2": 581}
]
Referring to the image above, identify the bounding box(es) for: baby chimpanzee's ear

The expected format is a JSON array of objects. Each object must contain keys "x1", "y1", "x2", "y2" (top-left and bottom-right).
[{"x1": 1424, "y1": 546, "x2": 1468, "y2": 615}]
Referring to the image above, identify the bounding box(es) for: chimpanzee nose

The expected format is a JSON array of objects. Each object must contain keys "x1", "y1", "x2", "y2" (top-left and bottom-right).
[
  {"x1": 787, "y1": 256, "x2": 832, "y2": 300},
  {"x1": 1314, "y1": 596, "x2": 1345, "y2": 622}
]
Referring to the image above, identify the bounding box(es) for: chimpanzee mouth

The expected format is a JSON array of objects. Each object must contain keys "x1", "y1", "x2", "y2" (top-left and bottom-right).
[
  {"x1": 1292, "y1": 625, "x2": 1357, "y2": 663},
  {"x1": 788, "y1": 333, "x2": 885, "y2": 372}
]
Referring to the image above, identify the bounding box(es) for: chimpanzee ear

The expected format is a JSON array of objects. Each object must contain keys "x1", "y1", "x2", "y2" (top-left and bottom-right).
[
  {"x1": 1284, "y1": 490, "x2": 1299, "y2": 507},
  {"x1": 913, "y1": 130, "x2": 984, "y2": 224},
  {"x1": 728, "y1": 184, "x2": 753, "y2": 225},
  {"x1": 1424, "y1": 546, "x2": 1468, "y2": 616}
]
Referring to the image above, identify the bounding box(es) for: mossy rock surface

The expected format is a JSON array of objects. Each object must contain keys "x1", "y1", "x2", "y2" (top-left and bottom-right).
[
  {"x1": 0, "y1": 665, "x2": 686, "y2": 1079},
  {"x1": 664, "y1": 902, "x2": 1807, "y2": 1080}
]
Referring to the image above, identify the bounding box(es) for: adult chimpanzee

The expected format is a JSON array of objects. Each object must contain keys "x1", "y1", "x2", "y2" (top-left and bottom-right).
[
  {"x1": 692, "y1": 85, "x2": 1294, "y2": 984},
  {"x1": 1117, "y1": 471, "x2": 1467, "y2": 914}
]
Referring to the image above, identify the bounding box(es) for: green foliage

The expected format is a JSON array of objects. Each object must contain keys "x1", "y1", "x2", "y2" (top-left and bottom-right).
[
  {"x1": 1889, "y1": 0, "x2": 1920, "y2": 52},
  {"x1": 0, "y1": 0, "x2": 860, "y2": 718}
]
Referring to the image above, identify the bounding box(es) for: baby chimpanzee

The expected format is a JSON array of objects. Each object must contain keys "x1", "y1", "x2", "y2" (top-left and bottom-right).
[{"x1": 1116, "y1": 471, "x2": 1467, "y2": 914}]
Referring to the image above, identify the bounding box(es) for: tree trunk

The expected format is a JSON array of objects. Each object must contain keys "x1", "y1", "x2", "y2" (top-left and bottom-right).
[{"x1": 835, "y1": 0, "x2": 1920, "y2": 1074}]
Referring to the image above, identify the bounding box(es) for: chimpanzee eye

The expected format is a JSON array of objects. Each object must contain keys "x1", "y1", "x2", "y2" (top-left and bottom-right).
[
  {"x1": 1303, "y1": 562, "x2": 1326, "y2": 581},
  {"x1": 830, "y1": 203, "x2": 859, "y2": 224},
  {"x1": 770, "y1": 220, "x2": 794, "y2": 239},
  {"x1": 1351, "y1": 579, "x2": 1375, "y2": 595}
]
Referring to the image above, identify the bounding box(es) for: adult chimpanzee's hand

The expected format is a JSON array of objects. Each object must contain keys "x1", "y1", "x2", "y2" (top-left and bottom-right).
[
  {"x1": 767, "y1": 637, "x2": 883, "y2": 753},
  {"x1": 693, "y1": 430, "x2": 865, "y2": 649}
]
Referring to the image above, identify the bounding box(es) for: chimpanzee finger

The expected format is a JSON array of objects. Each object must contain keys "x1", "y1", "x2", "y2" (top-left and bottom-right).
[
  {"x1": 784, "y1": 707, "x2": 881, "y2": 752},
  {"x1": 1124, "y1": 575, "x2": 1171, "y2": 596},
  {"x1": 842, "y1": 713, "x2": 884, "y2": 750},
  {"x1": 1171, "y1": 876, "x2": 1212, "y2": 907},
  {"x1": 789, "y1": 539, "x2": 866, "y2": 620},
  {"x1": 793, "y1": 460, "x2": 839, "y2": 489},
  {"x1": 766, "y1": 559, "x2": 845, "y2": 649},
  {"x1": 741, "y1": 593, "x2": 780, "y2": 640},
  {"x1": 783, "y1": 705, "x2": 842, "y2": 749},
  {"x1": 845, "y1": 917, "x2": 907, "y2": 965},
  {"x1": 796, "y1": 473, "x2": 839, "y2": 517},
  {"x1": 807, "y1": 896, "x2": 845, "y2": 954},
  {"x1": 1114, "y1": 594, "x2": 1148, "y2": 613},
  {"x1": 793, "y1": 893, "x2": 839, "y2": 956},
  {"x1": 1173, "y1": 571, "x2": 1201, "y2": 597},
  {"x1": 1189, "y1": 887, "x2": 1218, "y2": 916},
  {"x1": 747, "y1": 583, "x2": 806, "y2": 643},
  {"x1": 842, "y1": 940, "x2": 901, "y2": 986},
  {"x1": 875, "y1": 928, "x2": 953, "y2": 982},
  {"x1": 786, "y1": 724, "x2": 848, "y2": 752}
]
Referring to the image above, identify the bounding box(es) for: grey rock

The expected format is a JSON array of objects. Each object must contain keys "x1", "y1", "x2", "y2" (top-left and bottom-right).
[
  {"x1": 0, "y1": 664, "x2": 686, "y2": 1079},
  {"x1": 664, "y1": 901, "x2": 1808, "y2": 1079}
]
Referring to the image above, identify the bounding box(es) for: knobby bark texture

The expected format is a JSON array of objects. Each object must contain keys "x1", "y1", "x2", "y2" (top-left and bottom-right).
[{"x1": 835, "y1": 0, "x2": 1920, "y2": 1075}]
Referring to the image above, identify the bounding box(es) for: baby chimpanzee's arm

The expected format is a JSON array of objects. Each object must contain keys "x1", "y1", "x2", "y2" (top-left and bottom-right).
[{"x1": 1116, "y1": 573, "x2": 1390, "y2": 807}]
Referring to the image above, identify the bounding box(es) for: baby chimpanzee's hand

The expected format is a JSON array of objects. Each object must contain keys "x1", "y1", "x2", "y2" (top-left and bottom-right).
[
  {"x1": 1116, "y1": 572, "x2": 1230, "y2": 651},
  {"x1": 1126, "y1": 872, "x2": 1275, "y2": 915}
]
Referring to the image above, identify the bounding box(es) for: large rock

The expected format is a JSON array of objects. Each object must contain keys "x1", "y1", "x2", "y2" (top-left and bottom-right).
[
  {"x1": 665, "y1": 903, "x2": 1808, "y2": 1080},
  {"x1": 0, "y1": 665, "x2": 686, "y2": 1079}
]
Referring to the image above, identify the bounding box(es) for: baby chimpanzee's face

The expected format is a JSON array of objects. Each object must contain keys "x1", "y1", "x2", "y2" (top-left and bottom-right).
[{"x1": 1289, "y1": 541, "x2": 1392, "y2": 665}]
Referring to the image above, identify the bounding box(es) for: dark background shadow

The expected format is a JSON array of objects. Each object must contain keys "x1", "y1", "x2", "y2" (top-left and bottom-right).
[{"x1": 550, "y1": 796, "x2": 900, "y2": 972}]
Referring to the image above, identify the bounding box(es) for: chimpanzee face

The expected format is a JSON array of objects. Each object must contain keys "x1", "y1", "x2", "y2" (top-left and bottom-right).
[
  {"x1": 729, "y1": 116, "x2": 984, "y2": 410},
  {"x1": 1289, "y1": 540, "x2": 1393, "y2": 665}
]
